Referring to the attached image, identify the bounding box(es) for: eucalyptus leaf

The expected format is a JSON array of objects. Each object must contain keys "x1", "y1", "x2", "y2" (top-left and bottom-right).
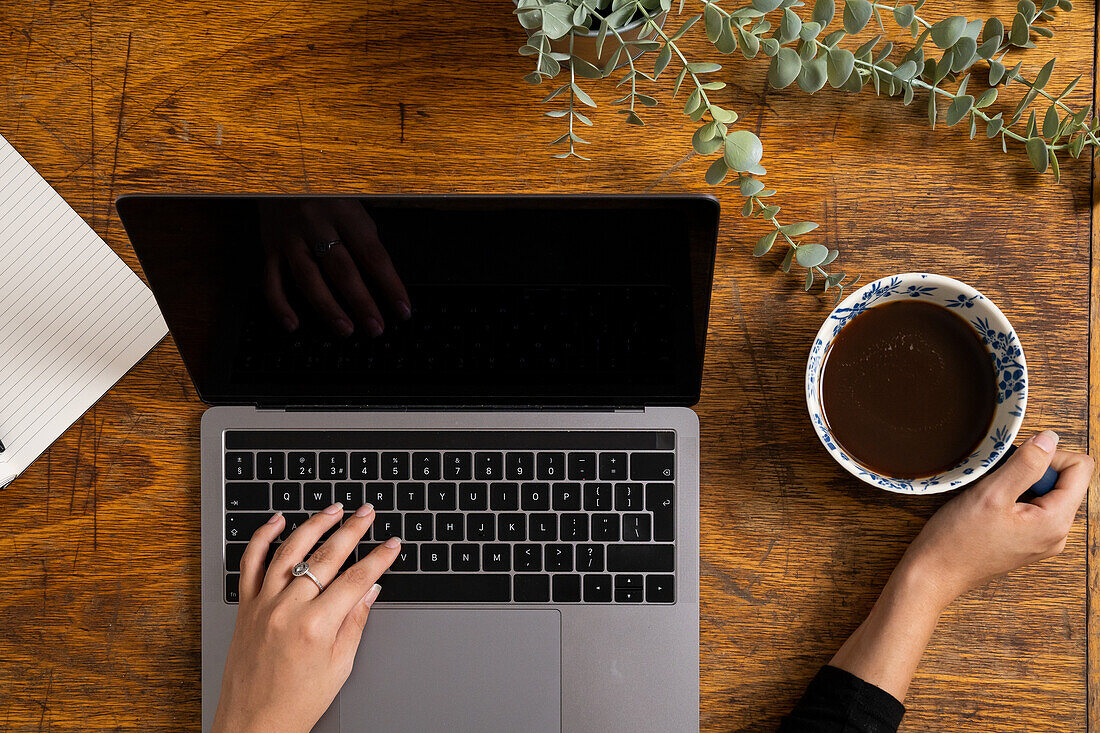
[
  {"x1": 768, "y1": 47, "x2": 803, "y2": 88},
  {"x1": 704, "y1": 3, "x2": 724, "y2": 42},
  {"x1": 754, "y1": 230, "x2": 779, "y2": 255},
  {"x1": 752, "y1": 0, "x2": 784, "y2": 12},
  {"x1": 1042, "y1": 104, "x2": 1060, "y2": 137},
  {"x1": 724, "y1": 130, "x2": 765, "y2": 172},
  {"x1": 705, "y1": 157, "x2": 729, "y2": 185},
  {"x1": 692, "y1": 125, "x2": 725, "y2": 154},
  {"x1": 654, "y1": 45, "x2": 672, "y2": 78},
  {"x1": 1025, "y1": 136, "x2": 1049, "y2": 172},
  {"x1": 930, "y1": 16, "x2": 966, "y2": 48},
  {"x1": 1009, "y1": 12, "x2": 1030, "y2": 46},
  {"x1": 780, "y1": 221, "x2": 819, "y2": 236},
  {"x1": 812, "y1": 0, "x2": 836, "y2": 27},
  {"x1": 942, "y1": 95, "x2": 972, "y2": 125},
  {"x1": 779, "y1": 8, "x2": 803, "y2": 43},
  {"x1": 986, "y1": 113, "x2": 1004, "y2": 137},
  {"x1": 893, "y1": 4, "x2": 915, "y2": 27},
  {"x1": 795, "y1": 243, "x2": 830, "y2": 268},
  {"x1": 797, "y1": 54, "x2": 829, "y2": 93},
  {"x1": 827, "y1": 48, "x2": 856, "y2": 88},
  {"x1": 1034, "y1": 58, "x2": 1055, "y2": 90},
  {"x1": 975, "y1": 88, "x2": 998, "y2": 108},
  {"x1": 842, "y1": 0, "x2": 873, "y2": 34},
  {"x1": 540, "y1": 4, "x2": 575, "y2": 40}
]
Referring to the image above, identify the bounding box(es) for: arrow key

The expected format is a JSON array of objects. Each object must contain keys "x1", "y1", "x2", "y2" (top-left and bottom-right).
[{"x1": 646, "y1": 574, "x2": 675, "y2": 603}]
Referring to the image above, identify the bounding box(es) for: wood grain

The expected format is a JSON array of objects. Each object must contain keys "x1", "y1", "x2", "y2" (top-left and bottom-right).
[{"x1": 0, "y1": 1, "x2": 1094, "y2": 731}]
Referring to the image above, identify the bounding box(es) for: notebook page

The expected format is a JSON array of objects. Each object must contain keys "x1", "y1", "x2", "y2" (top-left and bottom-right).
[{"x1": 0, "y1": 135, "x2": 167, "y2": 485}]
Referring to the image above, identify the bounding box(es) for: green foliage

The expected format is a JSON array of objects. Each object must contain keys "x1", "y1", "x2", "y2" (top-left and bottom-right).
[{"x1": 515, "y1": 0, "x2": 1093, "y2": 300}]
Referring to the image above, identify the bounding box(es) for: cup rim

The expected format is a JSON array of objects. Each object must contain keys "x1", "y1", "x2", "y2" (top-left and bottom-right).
[{"x1": 805, "y1": 273, "x2": 1028, "y2": 494}]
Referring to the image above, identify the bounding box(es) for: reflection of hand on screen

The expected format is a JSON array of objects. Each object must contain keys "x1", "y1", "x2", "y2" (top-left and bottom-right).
[{"x1": 259, "y1": 198, "x2": 411, "y2": 337}]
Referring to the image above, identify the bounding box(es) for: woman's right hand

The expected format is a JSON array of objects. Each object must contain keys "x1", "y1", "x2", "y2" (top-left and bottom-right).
[{"x1": 899, "y1": 430, "x2": 1093, "y2": 608}]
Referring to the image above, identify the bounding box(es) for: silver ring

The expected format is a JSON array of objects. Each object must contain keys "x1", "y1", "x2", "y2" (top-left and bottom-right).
[
  {"x1": 310, "y1": 238, "x2": 342, "y2": 260},
  {"x1": 291, "y1": 560, "x2": 326, "y2": 592}
]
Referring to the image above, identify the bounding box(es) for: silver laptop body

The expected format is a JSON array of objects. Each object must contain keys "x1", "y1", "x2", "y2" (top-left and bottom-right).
[{"x1": 119, "y1": 194, "x2": 717, "y2": 733}]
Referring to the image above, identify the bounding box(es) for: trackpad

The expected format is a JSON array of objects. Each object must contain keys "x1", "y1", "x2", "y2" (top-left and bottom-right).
[{"x1": 340, "y1": 609, "x2": 561, "y2": 733}]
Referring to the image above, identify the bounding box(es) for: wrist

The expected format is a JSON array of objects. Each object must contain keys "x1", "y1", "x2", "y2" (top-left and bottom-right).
[{"x1": 888, "y1": 554, "x2": 958, "y2": 615}]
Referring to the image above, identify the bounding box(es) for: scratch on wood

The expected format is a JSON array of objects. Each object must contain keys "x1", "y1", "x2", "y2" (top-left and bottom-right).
[
  {"x1": 91, "y1": 405, "x2": 99, "y2": 551},
  {"x1": 36, "y1": 668, "x2": 52, "y2": 732},
  {"x1": 104, "y1": 32, "x2": 132, "y2": 245},
  {"x1": 399, "y1": 102, "x2": 406, "y2": 143},
  {"x1": 296, "y1": 95, "x2": 310, "y2": 190},
  {"x1": 646, "y1": 151, "x2": 694, "y2": 191}
]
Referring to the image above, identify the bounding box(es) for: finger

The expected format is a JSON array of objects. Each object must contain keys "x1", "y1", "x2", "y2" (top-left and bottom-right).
[
  {"x1": 284, "y1": 242, "x2": 355, "y2": 337},
  {"x1": 240, "y1": 513, "x2": 285, "y2": 604},
  {"x1": 1028, "y1": 449, "x2": 1094, "y2": 521},
  {"x1": 333, "y1": 582, "x2": 383, "y2": 665},
  {"x1": 318, "y1": 244, "x2": 385, "y2": 337},
  {"x1": 263, "y1": 503, "x2": 345, "y2": 595},
  {"x1": 983, "y1": 430, "x2": 1060, "y2": 502},
  {"x1": 316, "y1": 536, "x2": 402, "y2": 616},
  {"x1": 286, "y1": 503, "x2": 377, "y2": 601},
  {"x1": 263, "y1": 252, "x2": 299, "y2": 332},
  {"x1": 336, "y1": 201, "x2": 411, "y2": 320}
]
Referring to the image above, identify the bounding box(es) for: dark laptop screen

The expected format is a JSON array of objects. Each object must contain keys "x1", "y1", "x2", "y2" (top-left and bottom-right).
[{"x1": 118, "y1": 195, "x2": 717, "y2": 408}]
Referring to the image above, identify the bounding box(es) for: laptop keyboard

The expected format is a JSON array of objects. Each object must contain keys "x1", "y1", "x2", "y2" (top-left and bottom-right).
[{"x1": 222, "y1": 431, "x2": 677, "y2": 605}]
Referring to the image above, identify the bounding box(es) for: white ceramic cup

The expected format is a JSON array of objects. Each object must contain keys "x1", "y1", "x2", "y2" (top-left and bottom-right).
[{"x1": 805, "y1": 273, "x2": 1027, "y2": 494}]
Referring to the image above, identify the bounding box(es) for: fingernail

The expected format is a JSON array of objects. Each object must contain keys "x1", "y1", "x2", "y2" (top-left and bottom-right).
[
  {"x1": 1033, "y1": 430, "x2": 1060, "y2": 454},
  {"x1": 384, "y1": 536, "x2": 401, "y2": 549},
  {"x1": 323, "y1": 502, "x2": 343, "y2": 515},
  {"x1": 354, "y1": 502, "x2": 374, "y2": 517},
  {"x1": 367, "y1": 318, "x2": 384, "y2": 337},
  {"x1": 397, "y1": 301, "x2": 412, "y2": 320},
  {"x1": 282, "y1": 316, "x2": 298, "y2": 332},
  {"x1": 362, "y1": 583, "x2": 382, "y2": 606},
  {"x1": 266, "y1": 512, "x2": 283, "y2": 524},
  {"x1": 337, "y1": 318, "x2": 354, "y2": 337}
]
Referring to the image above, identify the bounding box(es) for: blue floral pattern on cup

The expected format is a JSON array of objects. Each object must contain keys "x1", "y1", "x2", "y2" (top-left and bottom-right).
[{"x1": 805, "y1": 273, "x2": 1027, "y2": 495}]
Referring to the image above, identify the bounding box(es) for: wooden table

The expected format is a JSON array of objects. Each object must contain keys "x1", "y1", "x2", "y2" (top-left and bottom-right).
[{"x1": 0, "y1": 1, "x2": 1096, "y2": 730}]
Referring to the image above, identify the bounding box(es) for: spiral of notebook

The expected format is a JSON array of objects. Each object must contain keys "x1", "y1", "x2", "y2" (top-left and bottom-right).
[{"x1": 0, "y1": 135, "x2": 167, "y2": 488}]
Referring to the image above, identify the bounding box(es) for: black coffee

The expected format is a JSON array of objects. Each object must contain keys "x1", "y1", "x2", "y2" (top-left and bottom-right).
[{"x1": 820, "y1": 300, "x2": 997, "y2": 479}]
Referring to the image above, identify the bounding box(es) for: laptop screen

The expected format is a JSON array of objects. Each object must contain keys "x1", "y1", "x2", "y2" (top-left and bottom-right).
[{"x1": 118, "y1": 195, "x2": 717, "y2": 408}]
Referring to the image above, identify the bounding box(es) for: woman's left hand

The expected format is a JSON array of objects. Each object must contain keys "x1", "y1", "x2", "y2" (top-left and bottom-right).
[{"x1": 211, "y1": 503, "x2": 400, "y2": 733}]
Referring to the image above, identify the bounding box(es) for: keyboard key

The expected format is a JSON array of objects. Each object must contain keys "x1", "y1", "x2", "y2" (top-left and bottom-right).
[
  {"x1": 514, "y1": 574, "x2": 550, "y2": 602},
  {"x1": 489, "y1": 482, "x2": 519, "y2": 510},
  {"x1": 443, "y1": 452, "x2": 472, "y2": 480},
  {"x1": 615, "y1": 483, "x2": 643, "y2": 511},
  {"x1": 225, "y1": 542, "x2": 248, "y2": 571},
  {"x1": 545, "y1": 544, "x2": 572, "y2": 572},
  {"x1": 552, "y1": 483, "x2": 580, "y2": 510},
  {"x1": 404, "y1": 514, "x2": 433, "y2": 541},
  {"x1": 225, "y1": 573, "x2": 241, "y2": 602},
  {"x1": 411, "y1": 452, "x2": 441, "y2": 480},
  {"x1": 560, "y1": 514, "x2": 588, "y2": 541},
  {"x1": 482, "y1": 544, "x2": 511, "y2": 571},
  {"x1": 592, "y1": 513, "x2": 620, "y2": 541},
  {"x1": 365, "y1": 482, "x2": 395, "y2": 510},
  {"x1": 646, "y1": 483, "x2": 675, "y2": 541},
  {"x1": 373, "y1": 513, "x2": 402, "y2": 540},
  {"x1": 521, "y1": 482, "x2": 549, "y2": 510},
  {"x1": 273, "y1": 482, "x2": 301, "y2": 510},
  {"x1": 529, "y1": 513, "x2": 557, "y2": 541},
  {"x1": 467, "y1": 513, "x2": 495, "y2": 541},
  {"x1": 583, "y1": 574, "x2": 612, "y2": 602},
  {"x1": 505, "y1": 452, "x2": 534, "y2": 480},
  {"x1": 357, "y1": 542, "x2": 381, "y2": 561},
  {"x1": 280, "y1": 513, "x2": 309, "y2": 540},
  {"x1": 225, "y1": 452, "x2": 253, "y2": 480},
  {"x1": 256, "y1": 452, "x2": 285, "y2": 480},
  {"x1": 536, "y1": 452, "x2": 565, "y2": 480},
  {"x1": 615, "y1": 587, "x2": 643, "y2": 603},
  {"x1": 599, "y1": 452, "x2": 628, "y2": 480},
  {"x1": 350, "y1": 452, "x2": 379, "y2": 479},
  {"x1": 474, "y1": 452, "x2": 503, "y2": 480},
  {"x1": 428, "y1": 482, "x2": 457, "y2": 510},
  {"x1": 631, "y1": 452, "x2": 674, "y2": 480},
  {"x1": 514, "y1": 544, "x2": 542, "y2": 572},
  {"x1": 303, "y1": 482, "x2": 333, "y2": 510},
  {"x1": 289, "y1": 452, "x2": 316, "y2": 480},
  {"x1": 436, "y1": 513, "x2": 464, "y2": 541},
  {"x1": 396, "y1": 482, "x2": 426, "y2": 510},
  {"x1": 378, "y1": 573, "x2": 510, "y2": 602},
  {"x1": 553, "y1": 574, "x2": 581, "y2": 602},
  {"x1": 320, "y1": 452, "x2": 348, "y2": 480},
  {"x1": 583, "y1": 483, "x2": 612, "y2": 511},
  {"x1": 623, "y1": 513, "x2": 652, "y2": 541},
  {"x1": 390, "y1": 544, "x2": 418, "y2": 571},
  {"x1": 451, "y1": 543, "x2": 480, "y2": 571},
  {"x1": 646, "y1": 575, "x2": 675, "y2": 603},
  {"x1": 577, "y1": 544, "x2": 604, "y2": 572},
  {"x1": 614, "y1": 574, "x2": 643, "y2": 590},
  {"x1": 381, "y1": 452, "x2": 410, "y2": 479},
  {"x1": 498, "y1": 513, "x2": 526, "y2": 541},
  {"x1": 459, "y1": 482, "x2": 488, "y2": 510},
  {"x1": 225, "y1": 512, "x2": 273, "y2": 542},
  {"x1": 607, "y1": 544, "x2": 675, "y2": 573},
  {"x1": 420, "y1": 543, "x2": 449, "y2": 571},
  {"x1": 335, "y1": 482, "x2": 364, "y2": 509},
  {"x1": 567, "y1": 452, "x2": 596, "y2": 480},
  {"x1": 226, "y1": 482, "x2": 269, "y2": 511}
]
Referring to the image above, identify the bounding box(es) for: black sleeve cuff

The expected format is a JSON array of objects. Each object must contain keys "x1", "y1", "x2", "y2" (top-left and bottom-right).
[{"x1": 778, "y1": 665, "x2": 906, "y2": 733}]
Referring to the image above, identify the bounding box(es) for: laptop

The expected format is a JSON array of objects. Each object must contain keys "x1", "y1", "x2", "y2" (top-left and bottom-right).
[{"x1": 118, "y1": 194, "x2": 717, "y2": 733}]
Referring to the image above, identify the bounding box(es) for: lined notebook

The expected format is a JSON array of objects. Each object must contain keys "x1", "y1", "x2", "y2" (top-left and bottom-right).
[{"x1": 0, "y1": 135, "x2": 167, "y2": 487}]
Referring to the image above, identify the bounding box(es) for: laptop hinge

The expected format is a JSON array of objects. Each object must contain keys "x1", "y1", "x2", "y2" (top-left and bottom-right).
[{"x1": 263, "y1": 405, "x2": 646, "y2": 413}]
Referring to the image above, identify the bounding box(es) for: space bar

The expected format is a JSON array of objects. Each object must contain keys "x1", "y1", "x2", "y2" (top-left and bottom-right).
[{"x1": 378, "y1": 574, "x2": 511, "y2": 602}]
